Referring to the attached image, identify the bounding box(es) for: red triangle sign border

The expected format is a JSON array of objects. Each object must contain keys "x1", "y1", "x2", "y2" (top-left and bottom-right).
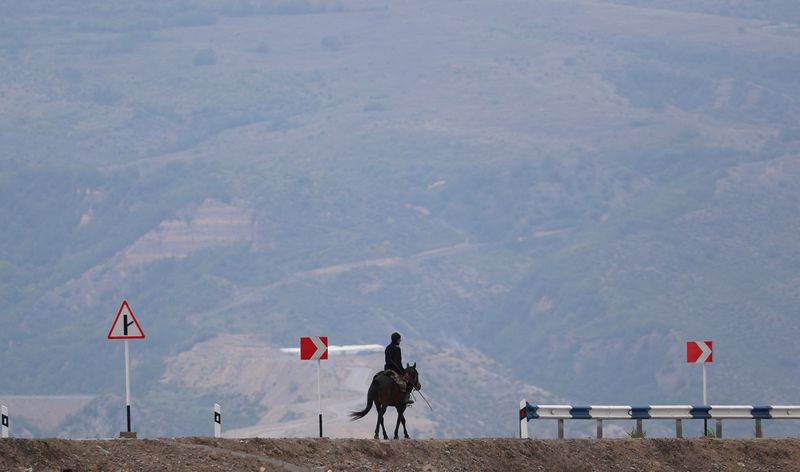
[{"x1": 107, "y1": 299, "x2": 146, "y2": 340}]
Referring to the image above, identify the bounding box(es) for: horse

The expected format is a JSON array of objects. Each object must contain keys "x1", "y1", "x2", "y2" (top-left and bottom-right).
[{"x1": 349, "y1": 363, "x2": 422, "y2": 439}]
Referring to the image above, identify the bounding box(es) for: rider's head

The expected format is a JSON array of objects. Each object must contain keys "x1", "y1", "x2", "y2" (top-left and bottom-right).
[{"x1": 391, "y1": 332, "x2": 401, "y2": 345}]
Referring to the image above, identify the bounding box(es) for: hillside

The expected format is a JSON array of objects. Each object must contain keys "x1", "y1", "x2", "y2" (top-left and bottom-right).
[
  {"x1": 1, "y1": 0, "x2": 799, "y2": 438},
  {"x1": 3, "y1": 338, "x2": 562, "y2": 439},
  {"x1": 4, "y1": 438, "x2": 800, "y2": 472}
]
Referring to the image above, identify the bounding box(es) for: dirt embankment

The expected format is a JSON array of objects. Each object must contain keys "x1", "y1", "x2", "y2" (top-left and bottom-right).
[{"x1": 2, "y1": 437, "x2": 800, "y2": 472}]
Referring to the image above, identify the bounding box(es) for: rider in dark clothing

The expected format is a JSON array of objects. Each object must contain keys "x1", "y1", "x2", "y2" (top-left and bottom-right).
[
  {"x1": 385, "y1": 332, "x2": 405, "y2": 375},
  {"x1": 384, "y1": 332, "x2": 413, "y2": 405}
]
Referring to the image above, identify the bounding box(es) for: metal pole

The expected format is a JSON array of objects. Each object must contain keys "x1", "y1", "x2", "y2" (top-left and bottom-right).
[
  {"x1": 519, "y1": 400, "x2": 528, "y2": 439},
  {"x1": 702, "y1": 363, "x2": 707, "y2": 404},
  {"x1": 317, "y1": 359, "x2": 322, "y2": 438},
  {"x1": 755, "y1": 418, "x2": 763, "y2": 438},
  {"x1": 125, "y1": 339, "x2": 131, "y2": 433},
  {"x1": 596, "y1": 419, "x2": 603, "y2": 439},
  {"x1": 676, "y1": 419, "x2": 683, "y2": 439},
  {"x1": 557, "y1": 419, "x2": 564, "y2": 439},
  {"x1": 703, "y1": 363, "x2": 707, "y2": 436}
]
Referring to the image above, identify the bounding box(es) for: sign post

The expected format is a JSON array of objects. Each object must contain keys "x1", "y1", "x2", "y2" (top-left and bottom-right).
[
  {"x1": 317, "y1": 358, "x2": 322, "y2": 437},
  {"x1": 300, "y1": 336, "x2": 328, "y2": 438},
  {"x1": 108, "y1": 300, "x2": 145, "y2": 438},
  {"x1": 687, "y1": 340, "x2": 713, "y2": 435}
]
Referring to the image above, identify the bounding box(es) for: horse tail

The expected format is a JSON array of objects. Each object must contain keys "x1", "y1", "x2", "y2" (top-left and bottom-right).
[{"x1": 349, "y1": 380, "x2": 376, "y2": 421}]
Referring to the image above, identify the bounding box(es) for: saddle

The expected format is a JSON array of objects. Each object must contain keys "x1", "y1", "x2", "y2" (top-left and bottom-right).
[{"x1": 374, "y1": 369, "x2": 409, "y2": 392}]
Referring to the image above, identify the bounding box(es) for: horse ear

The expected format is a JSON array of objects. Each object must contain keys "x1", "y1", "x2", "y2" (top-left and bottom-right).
[
  {"x1": 406, "y1": 363, "x2": 409, "y2": 368},
  {"x1": 413, "y1": 362, "x2": 416, "y2": 368}
]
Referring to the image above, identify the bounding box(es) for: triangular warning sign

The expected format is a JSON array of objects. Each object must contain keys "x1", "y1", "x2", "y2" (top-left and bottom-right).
[{"x1": 107, "y1": 300, "x2": 145, "y2": 340}]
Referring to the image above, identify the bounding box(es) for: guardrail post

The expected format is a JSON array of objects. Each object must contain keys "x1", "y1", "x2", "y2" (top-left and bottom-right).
[
  {"x1": 755, "y1": 418, "x2": 763, "y2": 438},
  {"x1": 596, "y1": 419, "x2": 603, "y2": 438},
  {"x1": 635, "y1": 419, "x2": 643, "y2": 438},
  {"x1": 557, "y1": 419, "x2": 564, "y2": 439},
  {"x1": 715, "y1": 419, "x2": 722, "y2": 438}
]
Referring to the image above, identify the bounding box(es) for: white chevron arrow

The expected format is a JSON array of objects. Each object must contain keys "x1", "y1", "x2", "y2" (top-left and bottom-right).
[
  {"x1": 310, "y1": 336, "x2": 327, "y2": 360},
  {"x1": 695, "y1": 341, "x2": 712, "y2": 363}
]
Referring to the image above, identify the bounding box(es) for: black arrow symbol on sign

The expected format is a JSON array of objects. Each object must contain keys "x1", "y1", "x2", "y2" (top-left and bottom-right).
[{"x1": 123, "y1": 315, "x2": 135, "y2": 336}]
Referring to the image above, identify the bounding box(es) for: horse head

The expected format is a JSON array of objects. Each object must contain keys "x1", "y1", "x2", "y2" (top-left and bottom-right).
[{"x1": 406, "y1": 362, "x2": 422, "y2": 391}]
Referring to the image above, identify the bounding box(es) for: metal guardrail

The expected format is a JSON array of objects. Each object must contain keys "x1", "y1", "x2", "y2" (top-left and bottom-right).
[{"x1": 519, "y1": 401, "x2": 800, "y2": 439}]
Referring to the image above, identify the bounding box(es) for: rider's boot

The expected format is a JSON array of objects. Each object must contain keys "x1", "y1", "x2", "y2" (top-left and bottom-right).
[{"x1": 403, "y1": 391, "x2": 414, "y2": 405}]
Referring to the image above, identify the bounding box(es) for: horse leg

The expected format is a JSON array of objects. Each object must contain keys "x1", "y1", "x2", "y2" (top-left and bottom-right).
[
  {"x1": 400, "y1": 407, "x2": 410, "y2": 439},
  {"x1": 394, "y1": 405, "x2": 409, "y2": 439},
  {"x1": 379, "y1": 405, "x2": 389, "y2": 440},
  {"x1": 374, "y1": 403, "x2": 382, "y2": 439},
  {"x1": 393, "y1": 408, "x2": 401, "y2": 440}
]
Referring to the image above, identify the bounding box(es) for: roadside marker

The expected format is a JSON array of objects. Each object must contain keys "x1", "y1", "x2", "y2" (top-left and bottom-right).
[
  {"x1": 214, "y1": 403, "x2": 221, "y2": 438},
  {"x1": 1, "y1": 405, "x2": 8, "y2": 438}
]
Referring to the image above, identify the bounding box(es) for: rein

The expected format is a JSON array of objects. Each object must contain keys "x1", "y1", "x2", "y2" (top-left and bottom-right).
[{"x1": 414, "y1": 389, "x2": 433, "y2": 411}]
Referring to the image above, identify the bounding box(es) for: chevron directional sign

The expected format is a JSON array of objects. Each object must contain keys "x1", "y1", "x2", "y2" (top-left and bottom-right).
[
  {"x1": 687, "y1": 340, "x2": 713, "y2": 363},
  {"x1": 300, "y1": 336, "x2": 328, "y2": 361}
]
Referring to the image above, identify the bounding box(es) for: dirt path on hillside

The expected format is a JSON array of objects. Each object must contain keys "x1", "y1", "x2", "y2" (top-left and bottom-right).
[
  {"x1": 3, "y1": 437, "x2": 800, "y2": 472},
  {"x1": 196, "y1": 241, "x2": 477, "y2": 321}
]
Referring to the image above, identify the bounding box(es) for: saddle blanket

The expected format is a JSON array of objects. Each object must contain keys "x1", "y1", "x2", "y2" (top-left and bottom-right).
[{"x1": 374, "y1": 369, "x2": 408, "y2": 391}]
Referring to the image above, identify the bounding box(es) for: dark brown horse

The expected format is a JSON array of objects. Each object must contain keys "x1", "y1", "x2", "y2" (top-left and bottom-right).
[{"x1": 349, "y1": 363, "x2": 421, "y2": 439}]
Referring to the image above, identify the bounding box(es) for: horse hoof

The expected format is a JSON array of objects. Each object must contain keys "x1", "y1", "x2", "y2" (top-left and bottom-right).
[
  {"x1": 374, "y1": 434, "x2": 379, "y2": 440},
  {"x1": 393, "y1": 436, "x2": 399, "y2": 440},
  {"x1": 383, "y1": 435, "x2": 389, "y2": 440},
  {"x1": 404, "y1": 435, "x2": 410, "y2": 439}
]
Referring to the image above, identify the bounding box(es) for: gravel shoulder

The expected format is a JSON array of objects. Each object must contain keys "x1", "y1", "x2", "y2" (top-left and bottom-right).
[{"x1": 3, "y1": 437, "x2": 800, "y2": 471}]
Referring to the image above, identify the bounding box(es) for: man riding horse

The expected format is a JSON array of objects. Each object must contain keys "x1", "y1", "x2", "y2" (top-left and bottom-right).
[
  {"x1": 350, "y1": 335, "x2": 422, "y2": 439},
  {"x1": 383, "y1": 332, "x2": 413, "y2": 405}
]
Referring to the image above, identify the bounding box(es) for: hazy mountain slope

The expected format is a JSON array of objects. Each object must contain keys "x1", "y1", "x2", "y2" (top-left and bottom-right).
[
  {"x1": 486, "y1": 153, "x2": 800, "y2": 401},
  {"x1": 603, "y1": 0, "x2": 800, "y2": 24},
  {"x1": 1, "y1": 0, "x2": 799, "y2": 437}
]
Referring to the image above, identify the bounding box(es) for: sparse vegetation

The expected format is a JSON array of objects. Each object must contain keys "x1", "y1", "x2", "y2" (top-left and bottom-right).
[{"x1": 627, "y1": 426, "x2": 647, "y2": 439}]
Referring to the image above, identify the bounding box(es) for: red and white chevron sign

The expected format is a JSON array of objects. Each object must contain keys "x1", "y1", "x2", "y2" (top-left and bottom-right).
[
  {"x1": 300, "y1": 336, "x2": 328, "y2": 361},
  {"x1": 686, "y1": 340, "x2": 713, "y2": 363}
]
